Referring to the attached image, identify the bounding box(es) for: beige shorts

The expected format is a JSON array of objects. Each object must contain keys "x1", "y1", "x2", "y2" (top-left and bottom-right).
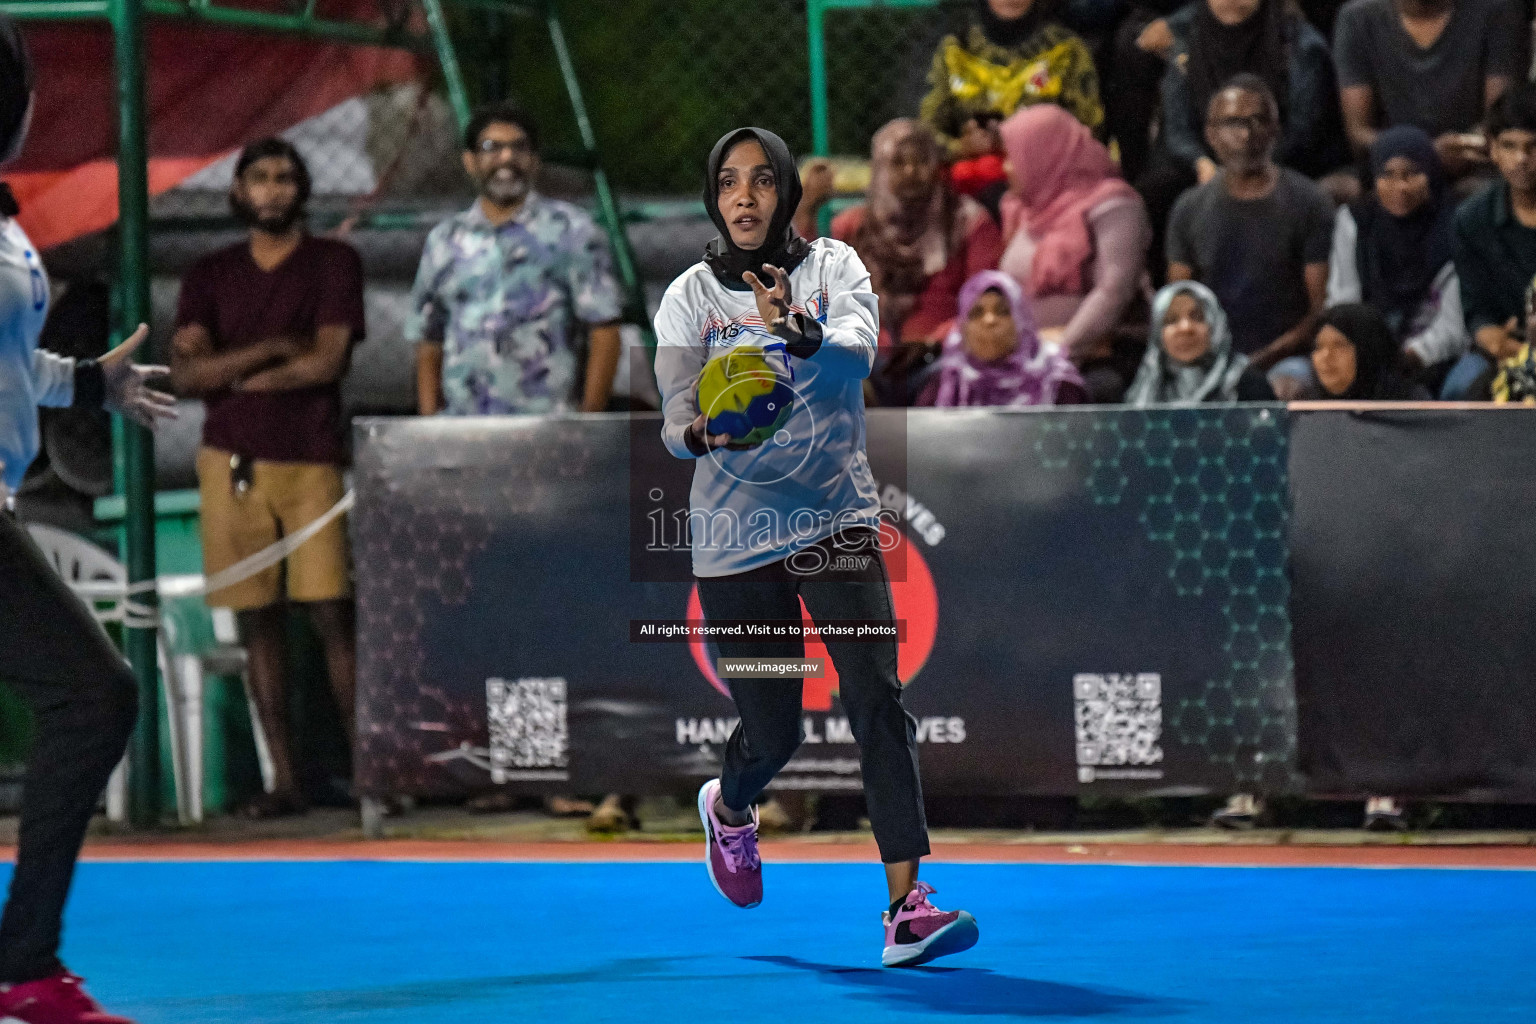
[{"x1": 197, "y1": 447, "x2": 351, "y2": 610}]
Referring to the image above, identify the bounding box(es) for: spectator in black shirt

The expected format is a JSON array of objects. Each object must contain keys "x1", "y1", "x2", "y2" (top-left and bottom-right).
[
  {"x1": 1334, "y1": 0, "x2": 1527, "y2": 180},
  {"x1": 1166, "y1": 75, "x2": 1334, "y2": 372},
  {"x1": 1441, "y1": 84, "x2": 1536, "y2": 399}
]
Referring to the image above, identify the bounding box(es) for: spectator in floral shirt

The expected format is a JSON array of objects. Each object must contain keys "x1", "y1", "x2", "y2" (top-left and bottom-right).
[{"x1": 410, "y1": 102, "x2": 623, "y2": 415}]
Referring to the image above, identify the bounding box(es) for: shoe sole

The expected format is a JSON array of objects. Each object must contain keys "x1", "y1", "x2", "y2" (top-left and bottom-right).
[
  {"x1": 697, "y1": 780, "x2": 760, "y2": 909},
  {"x1": 883, "y1": 912, "x2": 980, "y2": 967}
]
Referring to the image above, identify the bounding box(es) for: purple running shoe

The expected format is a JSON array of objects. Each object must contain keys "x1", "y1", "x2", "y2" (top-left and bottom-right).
[
  {"x1": 881, "y1": 882, "x2": 979, "y2": 967},
  {"x1": 697, "y1": 778, "x2": 762, "y2": 908}
]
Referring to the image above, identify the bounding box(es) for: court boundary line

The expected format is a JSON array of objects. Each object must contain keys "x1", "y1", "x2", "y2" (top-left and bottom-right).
[{"x1": 7, "y1": 841, "x2": 1534, "y2": 869}]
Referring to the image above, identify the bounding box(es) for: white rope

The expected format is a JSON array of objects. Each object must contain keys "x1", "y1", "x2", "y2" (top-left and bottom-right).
[{"x1": 76, "y1": 490, "x2": 356, "y2": 628}]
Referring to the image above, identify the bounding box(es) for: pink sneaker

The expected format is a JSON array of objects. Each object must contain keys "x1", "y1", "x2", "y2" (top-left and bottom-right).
[
  {"x1": 697, "y1": 778, "x2": 762, "y2": 908},
  {"x1": 881, "y1": 882, "x2": 979, "y2": 967},
  {"x1": 0, "y1": 972, "x2": 135, "y2": 1024}
]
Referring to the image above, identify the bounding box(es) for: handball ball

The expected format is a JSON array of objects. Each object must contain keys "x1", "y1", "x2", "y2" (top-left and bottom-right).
[{"x1": 698, "y1": 346, "x2": 796, "y2": 446}]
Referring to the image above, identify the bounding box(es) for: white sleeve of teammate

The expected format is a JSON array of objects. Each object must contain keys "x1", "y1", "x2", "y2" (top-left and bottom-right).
[
  {"x1": 653, "y1": 279, "x2": 707, "y2": 460},
  {"x1": 1404, "y1": 264, "x2": 1470, "y2": 368},
  {"x1": 804, "y1": 244, "x2": 878, "y2": 380},
  {"x1": 31, "y1": 348, "x2": 76, "y2": 408}
]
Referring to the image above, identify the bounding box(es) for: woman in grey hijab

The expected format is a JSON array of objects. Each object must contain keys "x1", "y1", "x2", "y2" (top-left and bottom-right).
[{"x1": 1124, "y1": 281, "x2": 1275, "y2": 405}]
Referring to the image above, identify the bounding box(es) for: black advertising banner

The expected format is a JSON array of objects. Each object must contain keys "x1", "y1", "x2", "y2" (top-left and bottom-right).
[
  {"x1": 1289, "y1": 408, "x2": 1536, "y2": 799},
  {"x1": 353, "y1": 407, "x2": 1299, "y2": 800}
]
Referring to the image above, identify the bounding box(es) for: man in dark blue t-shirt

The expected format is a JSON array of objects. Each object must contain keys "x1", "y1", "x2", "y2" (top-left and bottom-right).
[{"x1": 1167, "y1": 75, "x2": 1334, "y2": 376}]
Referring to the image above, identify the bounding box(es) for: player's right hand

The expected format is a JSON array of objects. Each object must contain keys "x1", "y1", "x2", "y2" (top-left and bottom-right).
[{"x1": 689, "y1": 410, "x2": 760, "y2": 452}]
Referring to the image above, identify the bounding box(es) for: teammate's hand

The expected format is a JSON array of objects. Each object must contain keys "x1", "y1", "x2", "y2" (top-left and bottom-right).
[
  {"x1": 743, "y1": 264, "x2": 796, "y2": 340},
  {"x1": 100, "y1": 324, "x2": 177, "y2": 429}
]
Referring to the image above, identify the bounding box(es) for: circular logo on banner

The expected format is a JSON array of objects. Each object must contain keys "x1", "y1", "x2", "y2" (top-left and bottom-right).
[{"x1": 686, "y1": 522, "x2": 938, "y2": 712}]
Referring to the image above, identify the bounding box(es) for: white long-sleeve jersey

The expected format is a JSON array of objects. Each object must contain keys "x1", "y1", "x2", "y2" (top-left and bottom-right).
[
  {"x1": 0, "y1": 216, "x2": 58, "y2": 494},
  {"x1": 653, "y1": 237, "x2": 883, "y2": 577}
]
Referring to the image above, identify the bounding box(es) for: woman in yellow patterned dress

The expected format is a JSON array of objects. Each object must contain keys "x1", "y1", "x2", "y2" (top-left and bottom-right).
[{"x1": 918, "y1": 0, "x2": 1103, "y2": 167}]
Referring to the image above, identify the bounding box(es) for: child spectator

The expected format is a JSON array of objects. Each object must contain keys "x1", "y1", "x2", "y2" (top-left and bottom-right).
[{"x1": 917, "y1": 269, "x2": 1087, "y2": 406}]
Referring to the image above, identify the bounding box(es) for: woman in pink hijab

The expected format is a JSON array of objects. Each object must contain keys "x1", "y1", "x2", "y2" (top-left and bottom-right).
[
  {"x1": 917, "y1": 270, "x2": 1087, "y2": 407},
  {"x1": 997, "y1": 104, "x2": 1150, "y2": 400},
  {"x1": 797, "y1": 119, "x2": 1004, "y2": 404}
]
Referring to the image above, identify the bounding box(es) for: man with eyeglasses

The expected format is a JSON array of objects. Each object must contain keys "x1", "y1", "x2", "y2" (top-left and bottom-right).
[
  {"x1": 409, "y1": 102, "x2": 623, "y2": 416},
  {"x1": 1167, "y1": 74, "x2": 1334, "y2": 386}
]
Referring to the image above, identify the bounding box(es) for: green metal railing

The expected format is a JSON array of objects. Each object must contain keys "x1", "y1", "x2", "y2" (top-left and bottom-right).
[
  {"x1": 0, "y1": 0, "x2": 648, "y2": 825},
  {"x1": 805, "y1": 0, "x2": 939, "y2": 234},
  {"x1": 806, "y1": 0, "x2": 938, "y2": 159}
]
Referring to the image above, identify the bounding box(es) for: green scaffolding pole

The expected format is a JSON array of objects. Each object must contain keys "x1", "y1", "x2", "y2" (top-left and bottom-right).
[
  {"x1": 108, "y1": 0, "x2": 160, "y2": 827},
  {"x1": 807, "y1": 0, "x2": 939, "y2": 235},
  {"x1": 421, "y1": 0, "x2": 471, "y2": 127},
  {"x1": 545, "y1": 4, "x2": 653, "y2": 349}
]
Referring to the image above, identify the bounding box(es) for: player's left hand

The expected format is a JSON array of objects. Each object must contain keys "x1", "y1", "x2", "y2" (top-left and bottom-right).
[
  {"x1": 100, "y1": 323, "x2": 178, "y2": 429},
  {"x1": 743, "y1": 263, "x2": 796, "y2": 339}
]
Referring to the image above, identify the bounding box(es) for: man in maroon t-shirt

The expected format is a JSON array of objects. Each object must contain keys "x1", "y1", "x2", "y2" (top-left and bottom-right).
[{"x1": 169, "y1": 138, "x2": 365, "y2": 818}]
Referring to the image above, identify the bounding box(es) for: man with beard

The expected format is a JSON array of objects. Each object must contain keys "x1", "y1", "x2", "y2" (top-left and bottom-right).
[
  {"x1": 169, "y1": 137, "x2": 366, "y2": 819},
  {"x1": 409, "y1": 103, "x2": 622, "y2": 416}
]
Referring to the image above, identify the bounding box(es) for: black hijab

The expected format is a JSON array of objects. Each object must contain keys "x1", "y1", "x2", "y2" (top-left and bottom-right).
[
  {"x1": 1319, "y1": 304, "x2": 1410, "y2": 400},
  {"x1": 1350, "y1": 126, "x2": 1455, "y2": 342},
  {"x1": 702, "y1": 127, "x2": 810, "y2": 289},
  {"x1": 974, "y1": 0, "x2": 1052, "y2": 48},
  {"x1": 1187, "y1": 0, "x2": 1290, "y2": 130}
]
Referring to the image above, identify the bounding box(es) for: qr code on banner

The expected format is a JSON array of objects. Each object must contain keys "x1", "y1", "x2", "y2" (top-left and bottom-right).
[
  {"x1": 487, "y1": 676, "x2": 568, "y2": 779},
  {"x1": 1074, "y1": 673, "x2": 1163, "y2": 767}
]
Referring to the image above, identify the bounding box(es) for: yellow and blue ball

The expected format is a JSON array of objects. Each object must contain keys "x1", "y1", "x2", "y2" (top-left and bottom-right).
[{"x1": 697, "y1": 346, "x2": 795, "y2": 446}]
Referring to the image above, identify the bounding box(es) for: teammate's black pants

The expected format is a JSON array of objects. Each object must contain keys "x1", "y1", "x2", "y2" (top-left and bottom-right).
[
  {"x1": 0, "y1": 510, "x2": 137, "y2": 984},
  {"x1": 695, "y1": 528, "x2": 930, "y2": 864}
]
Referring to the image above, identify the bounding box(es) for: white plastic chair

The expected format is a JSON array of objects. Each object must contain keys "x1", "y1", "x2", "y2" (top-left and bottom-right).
[{"x1": 23, "y1": 523, "x2": 274, "y2": 823}]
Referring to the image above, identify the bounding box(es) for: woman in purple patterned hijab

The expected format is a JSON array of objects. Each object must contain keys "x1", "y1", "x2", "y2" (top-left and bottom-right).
[{"x1": 918, "y1": 269, "x2": 1086, "y2": 407}]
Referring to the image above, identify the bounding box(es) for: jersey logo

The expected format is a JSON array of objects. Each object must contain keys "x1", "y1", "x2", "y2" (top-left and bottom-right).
[
  {"x1": 697, "y1": 283, "x2": 831, "y2": 351},
  {"x1": 25, "y1": 250, "x2": 44, "y2": 313}
]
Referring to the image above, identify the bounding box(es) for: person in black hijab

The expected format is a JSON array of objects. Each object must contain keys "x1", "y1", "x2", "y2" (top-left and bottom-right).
[
  {"x1": 701, "y1": 127, "x2": 811, "y2": 291},
  {"x1": 1309, "y1": 303, "x2": 1429, "y2": 400},
  {"x1": 655, "y1": 126, "x2": 980, "y2": 967},
  {"x1": 1342, "y1": 127, "x2": 1461, "y2": 374}
]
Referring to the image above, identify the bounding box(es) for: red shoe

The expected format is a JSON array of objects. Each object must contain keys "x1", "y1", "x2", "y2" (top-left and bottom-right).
[{"x1": 0, "y1": 972, "x2": 135, "y2": 1024}]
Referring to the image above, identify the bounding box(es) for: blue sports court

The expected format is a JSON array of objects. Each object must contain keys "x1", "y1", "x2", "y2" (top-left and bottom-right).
[{"x1": 19, "y1": 856, "x2": 1535, "y2": 1023}]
